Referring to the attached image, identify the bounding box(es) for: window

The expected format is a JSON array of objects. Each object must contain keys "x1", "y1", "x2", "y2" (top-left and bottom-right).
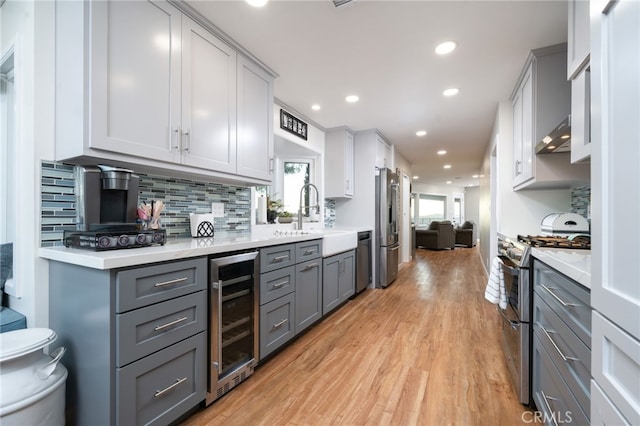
[
  {"x1": 417, "y1": 194, "x2": 446, "y2": 225},
  {"x1": 283, "y1": 161, "x2": 310, "y2": 215},
  {"x1": 1, "y1": 50, "x2": 15, "y2": 294}
]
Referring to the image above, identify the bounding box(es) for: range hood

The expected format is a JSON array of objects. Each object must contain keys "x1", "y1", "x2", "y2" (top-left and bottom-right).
[{"x1": 535, "y1": 116, "x2": 571, "y2": 154}]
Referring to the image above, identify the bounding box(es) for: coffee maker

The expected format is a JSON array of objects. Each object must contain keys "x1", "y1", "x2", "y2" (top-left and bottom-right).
[{"x1": 64, "y1": 165, "x2": 165, "y2": 250}]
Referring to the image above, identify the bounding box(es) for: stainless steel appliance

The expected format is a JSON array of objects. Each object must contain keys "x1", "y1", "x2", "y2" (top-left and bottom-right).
[
  {"x1": 355, "y1": 231, "x2": 372, "y2": 294},
  {"x1": 497, "y1": 234, "x2": 532, "y2": 406},
  {"x1": 63, "y1": 228, "x2": 166, "y2": 250},
  {"x1": 375, "y1": 168, "x2": 399, "y2": 288},
  {"x1": 207, "y1": 251, "x2": 259, "y2": 405},
  {"x1": 540, "y1": 212, "x2": 590, "y2": 236}
]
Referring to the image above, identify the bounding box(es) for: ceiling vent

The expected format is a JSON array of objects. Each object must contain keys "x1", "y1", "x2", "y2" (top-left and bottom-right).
[{"x1": 333, "y1": 0, "x2": 357, "y2": 8}]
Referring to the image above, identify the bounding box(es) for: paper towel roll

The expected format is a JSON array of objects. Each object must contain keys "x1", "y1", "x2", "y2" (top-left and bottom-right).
[{"x1": 257, "y1": 196, "x2": 267, "y2": 224}]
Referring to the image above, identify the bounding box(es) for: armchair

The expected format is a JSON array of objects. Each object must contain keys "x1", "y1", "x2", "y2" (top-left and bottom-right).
[
  {"x1": 415, "y1": 221, "x2": 455, "y2": 250},
  {"x1": 455, "y1": 221, "x2": 478, "y2": 247}
]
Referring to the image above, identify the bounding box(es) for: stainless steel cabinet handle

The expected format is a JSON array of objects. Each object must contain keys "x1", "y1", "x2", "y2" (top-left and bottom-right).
[
  {"x1": 154, "y1": 377, "x2": 187, "y2": 398},
  {"x1": 171, "y1": 127, "x2": 180, "y2": 151},
  {"x1": 272, "y1": 255, "x2": 289, "y2": 263},
  {"x1": 539, "y1": 391, "x2": 559, "y2": 426},
  {"x1": 540, "y1": 326, "x2": 578, "y2": 362},
  {"x1": 182, "y1": 129, "x2": 190, "y2": 152},
  {"x1": 304, "y1": 249, "x2": 315, "y2": 255},
  {"x1": 272, "y1": 318, "x2": 288, "y2": 329},
  {"x1": 541, "y1": 284, "x2": 579, "y2": 307},
  {"x1": 154, "y1": 316, "x2": 188, "y2": 331},
  {"x1": 154, "y1": 277, "x2": 188, "y2": 287},
  {"x1": 272, "y1": 280, "x2": 288, "y2": 289},
  {"x1": 304, "y1": 263, "x2": 319, "y2": 271}
]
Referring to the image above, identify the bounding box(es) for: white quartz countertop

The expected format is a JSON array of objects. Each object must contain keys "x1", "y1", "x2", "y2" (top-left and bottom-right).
[
  {"x1": 531, "y1": 247, "x2": 591, "y2": 289},
  {"x1": 39, "y1": 232, "x2": 324, "y2": 270}
]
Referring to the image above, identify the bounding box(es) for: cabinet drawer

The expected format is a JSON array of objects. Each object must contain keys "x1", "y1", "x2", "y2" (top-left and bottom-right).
[
  {"x1": 260, "y1": 266, "x2": 295, "y2": 305},
  {"x1": 534, "y1": 295, "x2": 591, "y2": 415},
  {"x1": 534, "y1": 260, "x2": 591, "y2": 347},
  {"x1": 116, "y1": 291, "x2": 206, "y2": 367},
  {"x1": 260, "y1": 244, "x2": 295, "y2": 273},
  {"x1": 295, "y1": 239, "x2": 322, "y2": 262},
  {"x1": 259, "y1": 293, "x2": 295, "y2": 360},
  {"x1": 532, "y1": 333, "x2": 589, "y2": 425},
  {"x1": 116, "y1": 332, "x2": 206, "y2": 426},
  {"x1": 116, "y1": 258, "x2": 207, "y2": 313}
]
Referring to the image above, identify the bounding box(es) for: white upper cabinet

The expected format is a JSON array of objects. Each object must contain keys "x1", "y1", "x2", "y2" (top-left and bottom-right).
[
  {"x1": 570, "y1": 67, "x2": 591, "y2": 163},
  {"x1": 55, "y1": 0, "x2": 274, "y2": 185},
  {"x1": 567, "y1": 0, "x2": 591, "y2": 80},
  {"x1": 236, "y1": 56, "x2": 274, "y2": 182},
  {"x1": 510, "y1": 44, "x2": 590, "y2": 190},
  {"x1": 324, "y1": 127, "x2": 355, "y2": 198},
  {"x1": 375, "y1": 134, "x2": 392, "y2": 170},
  {"x1": 181, "y1": 16, "x2": 237, "y2": 174}
]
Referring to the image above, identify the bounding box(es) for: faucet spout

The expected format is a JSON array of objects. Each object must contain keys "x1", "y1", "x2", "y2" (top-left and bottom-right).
[{"x1": 298, "y1": 183, "x2": 320, "y2": 230}]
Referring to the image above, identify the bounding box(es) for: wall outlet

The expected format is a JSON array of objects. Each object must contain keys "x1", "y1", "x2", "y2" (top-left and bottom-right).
[{"x1": 211, "y1": 202, "x2": 225, "y2": 218}]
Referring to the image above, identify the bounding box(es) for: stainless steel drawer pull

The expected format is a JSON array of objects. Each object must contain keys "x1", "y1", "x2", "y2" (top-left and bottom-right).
[
  {"x1": 304, "y1": 263, "x2": 319, "y2": 271},
  {"x1": 540, "y1": 391, "x2": 559, "y2": 426},
  {"x1": 154, "y1": 377, "x2": 187, "y2": 398},
  {"x1": 272, "y1": 319, "x2": 288, "y2": 329},
  {"x1": 272, "y1": 255, "x2": 289, "y2": 263},
  {"x1": 154, "y1": 316, "x2": 188, "y2": 331},
  {"x1": 154, "y1": 277, "x2": 188, "y2": 288},
  {"x1": 303, "y1": 249, "x2": 315, "y2": 255},
  {"x1": 541, "y1": 284, "x2": 579, "y2": 307},
  {"x1": 541, "y1": 326, "x2": 579, "y2": 362},
  {"x1": 272, "y1": 280, "x2": 289, "y2": 289}
]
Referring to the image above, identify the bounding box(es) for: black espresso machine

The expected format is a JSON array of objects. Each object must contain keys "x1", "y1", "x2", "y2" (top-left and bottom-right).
[{"x1": 64, "y1": 165, "x2": 165, "y2": 250}]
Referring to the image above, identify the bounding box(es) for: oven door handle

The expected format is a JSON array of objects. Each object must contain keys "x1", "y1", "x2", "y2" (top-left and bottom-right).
[{"x1": 497, "y1": 307, "x2": 520, "y2": 329}]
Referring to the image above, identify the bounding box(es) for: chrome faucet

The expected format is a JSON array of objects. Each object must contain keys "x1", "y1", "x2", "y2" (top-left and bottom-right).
[{"x1": 298, "y1": 183, "x2": 320, "y2": 230}]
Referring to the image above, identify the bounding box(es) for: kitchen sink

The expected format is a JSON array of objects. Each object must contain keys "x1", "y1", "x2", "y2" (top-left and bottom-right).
[{"x1": 317, "y1": 229, "x2": 357, "y2": 257}]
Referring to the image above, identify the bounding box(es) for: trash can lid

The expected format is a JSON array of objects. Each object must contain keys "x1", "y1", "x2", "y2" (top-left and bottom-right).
[{"x1": 0, "y1": 328, "x2": 57, "y2": 362}]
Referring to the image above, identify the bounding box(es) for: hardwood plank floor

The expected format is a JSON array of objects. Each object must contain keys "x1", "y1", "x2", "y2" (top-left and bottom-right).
[{"x1": 182, "y1": 247, "x2": 533, "y2": 425}]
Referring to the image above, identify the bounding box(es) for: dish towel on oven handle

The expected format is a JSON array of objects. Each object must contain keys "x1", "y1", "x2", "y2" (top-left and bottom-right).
[{"x1": 485, "y1": 256, "x2": 507, "y2": 309}]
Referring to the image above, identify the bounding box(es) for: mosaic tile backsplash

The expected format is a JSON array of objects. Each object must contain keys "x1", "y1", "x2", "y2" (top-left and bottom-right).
[
  {"x1": 571, "y1": 185, "x2": 591, "y2": 221},
  {"x1": 41, "y1": 161, "x2": 251, "y2": 247}
]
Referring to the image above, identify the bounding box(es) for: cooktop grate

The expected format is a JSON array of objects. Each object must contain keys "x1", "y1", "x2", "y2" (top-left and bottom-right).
[{"x1": 517, "y1": 235, "x2": 591, "y2": 249}]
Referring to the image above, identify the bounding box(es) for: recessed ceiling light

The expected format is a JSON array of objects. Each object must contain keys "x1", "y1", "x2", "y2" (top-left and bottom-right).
[
  {"x1": 472, "y1": 174, "x2": 479, "y2": 178},
  {"x1": 437, "y1": 150, "x2": 447, "y2": 155},
  {"x1": 412, "y1": 175, "x2": 419, "y2": 180},
  {"x1": 416, "y1": 130, "x2": 427, "y2": 137},
  {"x1": 443, "y1": 164, "x2": 452, "y2": 169},
  {"x1": 345, "y1": 95, "x2": 359, "y2": 103},
  {"x1": 311, "y1": 104, "x2": 321, "y2": 111},
  {"x1": 446, "y1": 181, "x2": 452, "y2": 184},
  {"x1": 443, "y1": 88, "x2": 459, "y2": 97},
  {"x1": 435, "y1": 41, "x2": 457, "y2": 55},
  {"x1": 246, "y1": 0, "x2": 268, "y2": 7}
]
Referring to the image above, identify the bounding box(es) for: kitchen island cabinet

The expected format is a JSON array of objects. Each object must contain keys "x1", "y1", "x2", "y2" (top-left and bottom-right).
[
  {"x1": 55, "y1": 0, "x2": 274, "y2": 185},
  {"x1": 48, "y1": 257, "x2": 208, "y2": 426}
]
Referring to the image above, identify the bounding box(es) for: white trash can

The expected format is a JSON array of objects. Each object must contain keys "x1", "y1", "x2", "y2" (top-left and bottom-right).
[{"x1": 0, "y1": 328, "x2": 67, "y2": 426}]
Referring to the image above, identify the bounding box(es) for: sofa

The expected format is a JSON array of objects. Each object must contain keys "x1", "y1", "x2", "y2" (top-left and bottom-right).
[
  {"x1": 455, "y1": 221, "x2": 477, "y2": 247},
  {"x1": 415, "y1": 221, "x2": 455, "y2": 250}
]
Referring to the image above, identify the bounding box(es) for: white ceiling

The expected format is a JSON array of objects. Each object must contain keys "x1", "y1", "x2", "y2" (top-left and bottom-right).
[{"x1": 187, "y1": 0, "x2": 569, "y2": 187}]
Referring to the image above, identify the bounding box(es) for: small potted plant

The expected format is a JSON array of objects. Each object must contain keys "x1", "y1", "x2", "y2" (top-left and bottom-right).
[
  {"x1": 277, "y1": 211, "x2": 294, "y2": 223},
  {"x1": 266, "y1": 196, "x2": 283, "y2": 224}
]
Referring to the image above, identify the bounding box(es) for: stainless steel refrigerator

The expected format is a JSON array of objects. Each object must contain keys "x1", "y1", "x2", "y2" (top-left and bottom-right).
[{"x1": 375, "y1": 168, "x2": 399, "y2": 288}]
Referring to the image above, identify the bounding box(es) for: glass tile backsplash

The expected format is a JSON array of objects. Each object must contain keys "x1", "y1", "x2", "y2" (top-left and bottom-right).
[
  {"x1": 41, "y1": 161, "x2": 251, "y2": 247},
  {"x1": 571, "y1": 185, "x2": 591, "y2": 220}
]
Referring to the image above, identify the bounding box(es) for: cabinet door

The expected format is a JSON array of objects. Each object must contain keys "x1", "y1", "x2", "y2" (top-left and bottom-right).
[
  {"x1": 567, "y1": 0, "x2": 591, "y2": 79},
  {"x1": 520, "y1": 66, "x2": 534, "y2": 183},
  {"x1": 295, "y1": 259, "x2": 322, "y2": 334},
  {"x1": 375, "y1": 135, "x2": 390, "y2": 169},
  {"x1": 322, "y1": 256, "x2": 340, "y2": 315},
  {"x1": 90, "y1": 0, "x2": 182, "y2": 163},
  {"x1": 345, "y1": 131, "x2": 355, "y2": 196},
  {"x1": 339, "y1": 251, "x2": 355, "y2": 301},
  {"x1": 181, "y1": 16, "x2": 237, "y2": 173},
  {"x1": 570, "y1": 66, "x2": 591, "y2": 163},
  {"x1": 236, "y1": 56, "x2": 274, "y2": 181}
]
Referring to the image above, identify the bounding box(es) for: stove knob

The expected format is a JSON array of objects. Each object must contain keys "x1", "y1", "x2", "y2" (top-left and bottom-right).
[
  {"x1": 98, "y1": 236, "x2": 111, "y2": 248},
  {"x1": 152, "y1": 232, "x2": 164, "y2": 243},
  {"x1": 136, "y1": 234, "x2": 148, "y2": 245},
  {"x1": 118, "y1": 235, "x2": 130, "y2": 246}
]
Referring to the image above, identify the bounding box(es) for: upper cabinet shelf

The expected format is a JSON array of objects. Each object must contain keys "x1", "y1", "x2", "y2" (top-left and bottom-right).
[{"x1": 55, "y1": 0, "x2": 274, "y2": 185}]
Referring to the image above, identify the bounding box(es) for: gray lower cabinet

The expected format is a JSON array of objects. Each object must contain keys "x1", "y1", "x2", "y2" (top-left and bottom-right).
[
  {"x1": 49, "y1": 257, "x2": 208, "y2": 426},
  {"x1": 258, "y1": 240, "x2": 322, "y2": 360},
  {"x1": 532, "y1": 260, "x2": 591, "y2": 425},
  {"x1": 322, "y1": 249, "x2": 355, "y2": 316}
]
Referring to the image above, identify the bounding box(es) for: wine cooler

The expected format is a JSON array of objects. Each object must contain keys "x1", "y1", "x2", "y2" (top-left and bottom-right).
[{"x1": 206, "y1": 250, "x2": 259, "y2": 405}]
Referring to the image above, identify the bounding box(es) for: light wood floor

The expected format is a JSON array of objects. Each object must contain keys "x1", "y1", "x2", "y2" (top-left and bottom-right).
[{"x1": 182, "y1": 247, "x2": 532, "y2": 425}]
